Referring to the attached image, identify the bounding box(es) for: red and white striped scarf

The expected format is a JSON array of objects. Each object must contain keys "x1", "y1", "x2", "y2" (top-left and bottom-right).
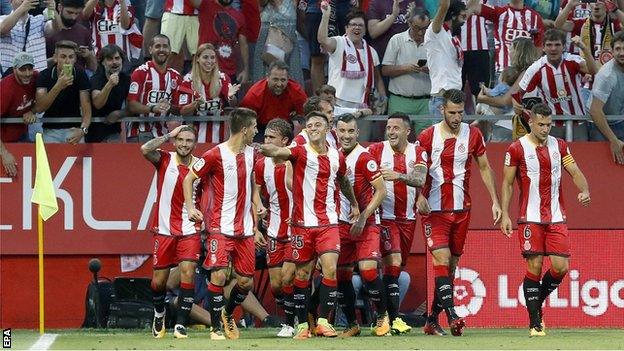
[{"x1": 340, "y1": 35, "x2": 374, "y2": 103}]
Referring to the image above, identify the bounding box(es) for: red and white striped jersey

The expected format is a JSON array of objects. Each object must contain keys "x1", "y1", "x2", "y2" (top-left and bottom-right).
[
  {"x1": 460, "y1": 0, "x2": 491, "y2": 51},
  {"x1": 289, "y1": 144, "x2": 346, "y2": 227},
  {"x1": 418, "y1": 123, "x2": 486, "y2": 212},
  {"x1": 561, "y1": 0, "x2": 591, "y2": 21},
  {"x1": 480, "y1": 4, "x2": 544, "y2": 72},
  {"x1": 151, "y1": 151, "x2": 202, "y2": 236},
  {"x1": 291, "y1": 129, "x2": 338, "y2": 149},
  {"x1": 505, "y1": 135, "x2": 575, "y2": 224},
  {"x1": 192, "y1": 143, "x2": 256, "y2": 237},
  {"x1": 90, "y1": 0, "x2": 143, "y2": 60},
  {"x1": 164, "y1": 0, "x2": 198, "y2": 15},
  {"x1": 368, "y1": 141, "x2": 427, "y2": 221},
  {"x1": 519, "y1": 53, "x2": 586, "y2": 116},
  {"x1": 339, "y1": 144, "x2": 382, "y2": 224},
  {"x1": 175, "y1": 73, "x2": 231, "y2": 143},
  {"x1": 254, "y1": 156, "x2": 292, "y2": 241},
  {"x1": 127, "y1": 61, "x2": 182, "y2": 138}
]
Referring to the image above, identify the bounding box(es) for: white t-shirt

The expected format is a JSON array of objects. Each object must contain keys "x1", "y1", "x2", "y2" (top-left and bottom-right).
[
  {"x1": 327, "y1": 36, "x2": 380, "y2": 105},
  {"x1": 383, "y1": 30, "x2": 431, "y2": 97},
  {"x1": 424, "y1": 24, "x2": 462, "y2": 95}
]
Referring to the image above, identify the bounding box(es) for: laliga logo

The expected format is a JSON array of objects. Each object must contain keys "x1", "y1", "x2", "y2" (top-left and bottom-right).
[{"x1": 453, "y1": 267, "x2": 486, "y2": 317}]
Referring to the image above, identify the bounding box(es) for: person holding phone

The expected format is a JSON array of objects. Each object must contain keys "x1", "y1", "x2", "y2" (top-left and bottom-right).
[
  {"x1": 382, "y1": 7, "x2": 432, "y2": 136},
  {"x1": 34, "y1": 40, "x2": 91, "y2": 144}
]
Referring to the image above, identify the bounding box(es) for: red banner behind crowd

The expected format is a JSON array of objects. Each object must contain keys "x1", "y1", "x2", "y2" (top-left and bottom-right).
[
  {"x1": 426, "y1": 230, "x2": 624, "y2": 328},
  {"x1": 1, "y1": 143, "x2": 623, "y2": 255}
]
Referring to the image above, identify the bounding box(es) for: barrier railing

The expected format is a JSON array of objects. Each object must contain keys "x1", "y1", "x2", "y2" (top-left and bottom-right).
[{"x1": 1, "y1": 114, "x2": 622, "y2": 142}]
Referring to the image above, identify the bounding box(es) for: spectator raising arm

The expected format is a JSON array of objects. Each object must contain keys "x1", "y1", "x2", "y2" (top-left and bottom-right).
[
  {"x1": 431, "y1": 0, "x2": 450, "y2": 34},
  {"x1": 317, "y1": 1, "x2": 337, "y2": 54},
  {"x1": 367, "y1": 0, "x2": 399, "y2": 39}
]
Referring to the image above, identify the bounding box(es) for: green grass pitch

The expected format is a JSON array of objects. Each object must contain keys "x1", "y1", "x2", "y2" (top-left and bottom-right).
[{"x1": 10, "y1": 328, "x2": 624, "y2": 350}]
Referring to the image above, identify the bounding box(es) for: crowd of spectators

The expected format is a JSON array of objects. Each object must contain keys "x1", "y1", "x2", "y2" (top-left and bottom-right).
[{"x1": 2, "y1": 0, "x2": 624, "y2": 175}]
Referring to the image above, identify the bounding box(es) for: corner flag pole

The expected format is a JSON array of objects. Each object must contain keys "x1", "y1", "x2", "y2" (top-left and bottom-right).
[
  {"x1": 31, "y1": 133, "x2": 59, "y2": 335},
  {"x1": 38, "y1": 212, "x2": 45, "y2": 335}
]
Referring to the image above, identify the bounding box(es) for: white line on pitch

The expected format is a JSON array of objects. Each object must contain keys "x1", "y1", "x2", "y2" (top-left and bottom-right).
[{"x1": 29, "y1": 333, "x2": 58, "y2": 350}]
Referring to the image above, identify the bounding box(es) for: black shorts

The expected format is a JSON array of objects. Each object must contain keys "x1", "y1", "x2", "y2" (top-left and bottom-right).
[
  {"x1": 462, "y1": 49, "x2": 491, "y2": 97},
  {"x1": 305, "y1": 10, "x2": 349, "y2": 56}
]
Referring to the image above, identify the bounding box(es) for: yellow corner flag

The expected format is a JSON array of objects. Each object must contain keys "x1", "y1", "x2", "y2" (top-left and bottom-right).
[
  {"x1": 30, "y1": 133, "x2": 58, "y2": 335},
  {"x1": 31, "y1": 133, "x2": 58, "y2": 220}
]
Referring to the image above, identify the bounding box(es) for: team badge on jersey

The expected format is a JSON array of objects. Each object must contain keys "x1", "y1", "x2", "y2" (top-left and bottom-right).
[
  {"x1": 129, "y1": 82, "x2": 139, "y2": 94},
  {"x1": 366, "y1": 160, "x2": 377, "y2": 172},
  {"x1": 193, "y1": 158, "x2": 205, "y2": 172}
]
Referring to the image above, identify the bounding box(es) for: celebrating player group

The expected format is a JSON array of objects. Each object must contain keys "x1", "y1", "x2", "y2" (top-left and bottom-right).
[{"x1": 141, "y1": 88, "x2": 590, "y2": 340}]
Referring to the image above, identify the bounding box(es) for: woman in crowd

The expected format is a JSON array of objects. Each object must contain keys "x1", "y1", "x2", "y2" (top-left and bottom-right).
[
  {"x1": 177, "y1": 43, "x2": 240, "y2": 143},
  {"x1": 251, "y1": 0, "x2": 304, "y2": 86}
]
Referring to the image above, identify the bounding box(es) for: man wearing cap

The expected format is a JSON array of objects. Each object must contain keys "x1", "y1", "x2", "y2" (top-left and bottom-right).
[{"x1": 0, "y1": 52, "x2": 38, "y2": 177}]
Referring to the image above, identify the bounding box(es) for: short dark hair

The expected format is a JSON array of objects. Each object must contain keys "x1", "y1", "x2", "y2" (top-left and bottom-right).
[
  {"x1": 345, "y1": 9, "x2": 366, "y2": 24},
  {"x1": 316, "y1": 84, "x2": 336, "y2": 96},
  {"x1": 150, "y1": 34, "x2": 170, "y2": 47},
  {"x1": 55, "y1": 40, "x2": 78, "y2": 52},
  {"x1": 445, "y1": 0, "x2": 466, "y2": 22},
  {"x1": 303, "y1": 96, "x2": 332, "y2": 115},
  {"x1": 229, "y1": 108, "x2": 257, "y2": 134},
  {"x1": 442, "y1": 89, "x2": 466, "y2": 106},
  {"x1": 305, "y1": 111, "x2": 329, "y2": 125},
  {"x1": 336, "y1": 113, "x2": 357, "y2": 125},
  {"x1": 176, "y1": 125, "x2": 198, "y2": 140},
  {"x1": 268, "y1": 60, "x2": 289, "y2": 74},
  {"x1": 387, "y1": 112, "x2": 411, "y2": 127},
  {"x1": 98, "y1": 44, "x2": 126, "y2": 64},
  {"x1": 266, "y1": 118, "x2": 294, "y2": 143},
  {"x1": 543, "y1": 29, "x2": 567, "y2": 45},
  {"x1": 612, "y1": 30, "x2": 624, "y2": 46},
  {"x1": 60, "y1": 0, "x2": 85, "y2": 8},
  {"x1": 531, "y1": 103, "x2": 552, "y2": 117}
]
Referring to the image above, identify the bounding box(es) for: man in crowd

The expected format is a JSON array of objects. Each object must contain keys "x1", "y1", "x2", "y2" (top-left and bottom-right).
[
  {"x1": 83, "y1": 0, "x2": 143, "y2": 65},
  {"x1": 501, "y1": 103, "x2": 590, "y2": 336},
  {"x1": 460, "y1": 0, "x2": 493, "y2": 111},
  {"x1": 46, "y1": 0, "x2": 97, "y2": 72},
  {"x1": 253, "y1": 118, "x2": 297, "y2": 338},
  {"x1": 424, "y1": 0, "x2": 470, "y2": 117},
  {"x1": 184, "y1": 107, "x2": 259, "y2": 341},
  {"x1": 382, "y1": 8, "x2": 431, "y2": 135},
  {"x1": 305, "y1": 0, "x2": 353, "y2": 93},
  {"x1": 514, "y1": 29, "x2": 598, "y2": 140},
  {"x1": 589, "y1": 31, "x2": 624, "y2": 163},
  {"x1": 88, "y1": 44, "x2": 129, "y2": 142},
  {"x1": 240, "y1": 60, "x2": 307, "y2": 141},
  {"x1": 35, "y1": 40, "x2": 91, "y2": 144},
  {"x1": 318, "y1": 6, "x2": 386, "y2": 140},
  {"x1": 0, "y1": 52, "x2": 38, "y2": 176},
  {"x1": 367, "y1": 112, "x2": 428, "y2": 335},
  {"x1": 334, "y1": 113, "x2": 390, "y2": 337},
  {"x1": 141, "y1": 125, "x2": 201, "y2": 339},
  {"x1": 1, "y1": 0, "x2": 57, "y2": 76},
  {"x1": 417, "y1": 89, "x2": 501, "y2": 337},
  {"x1": 127, "y1": 34, "x2": 181, "y2": 143},
  {"x1": 259, "y1": 111, "x2": 359, "y2": 339},
  {"x1": 470, "y1": 0, "x2": 545, "y2": 76}
]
